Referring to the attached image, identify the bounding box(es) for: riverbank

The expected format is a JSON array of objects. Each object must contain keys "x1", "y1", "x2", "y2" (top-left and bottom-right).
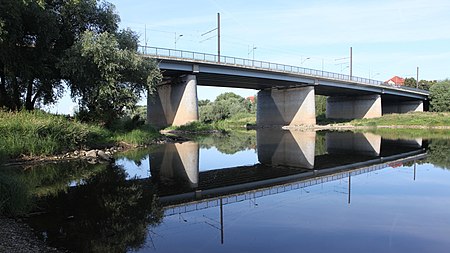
[
  {"x1": 0, "y1": 110, "x2": 166, "y2": 163},
  {"x1": 1, "y1": 111, "x2": 449, "y2": 164},
  {"x1": 0, "y1": 217, "x2": 65, "y2": 253}
]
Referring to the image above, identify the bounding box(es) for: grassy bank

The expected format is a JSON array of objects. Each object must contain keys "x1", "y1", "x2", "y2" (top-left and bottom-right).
[
  {"x1": 166, "y1": 112, "x2": 256, "y2": 133},
  {"x1": 0, "y1": 110, "x2": 160, "y2": 161},
  {"x1": 349, "y1": 112, "x2": 450, "y2": 127}
]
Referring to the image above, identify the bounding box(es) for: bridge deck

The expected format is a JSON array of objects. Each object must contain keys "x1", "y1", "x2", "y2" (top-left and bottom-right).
[{"x1": 141, "y1": 46, "x2": 428, "y2": 101}]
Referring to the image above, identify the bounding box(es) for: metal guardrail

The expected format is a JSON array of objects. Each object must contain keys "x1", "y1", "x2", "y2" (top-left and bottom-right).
[{"x1": 139, "y1": 46, "x2": 429, "y2": 95}]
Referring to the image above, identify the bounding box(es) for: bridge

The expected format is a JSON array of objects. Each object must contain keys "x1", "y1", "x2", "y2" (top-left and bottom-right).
[{"x1": 141, "y1": 46, "x2": 429, "y2": 127}]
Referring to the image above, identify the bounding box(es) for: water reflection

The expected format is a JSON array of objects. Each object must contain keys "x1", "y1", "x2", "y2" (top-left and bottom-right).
[
  {"x1": 257, "y1": 129, "x2": 315, "y2": 168},
  {"x1": 27, "y1": 164, "x2": 163, "y2": 253},
  {"x1": 150, "y1": 142, "x2": 199, "y2": 188},
  {"x1": 326, "y1": 132, "x2": 381, "y2": 156},
  {"x1": 4, "y1": 130, "x2": 450, "y2": 253}
]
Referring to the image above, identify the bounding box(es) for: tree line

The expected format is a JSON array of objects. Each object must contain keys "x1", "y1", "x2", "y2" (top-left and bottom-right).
[
  {"x1": 0, "y1": 0, "x2": 161, "y2": 126},
  {"x1": 403, "y1": 78, "x2": 449, "y2": 112}
]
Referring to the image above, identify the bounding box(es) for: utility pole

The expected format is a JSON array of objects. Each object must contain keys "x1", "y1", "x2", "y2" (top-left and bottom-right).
[
  {"x1": 350, "y1": 47, "x2": 353, "y2": 80},
  {"x1": 144, "y1": 24, "x2": 147, "y2": 54},
  {"x1": 416, "y1": 66, "x2": 419, "y2": 88},
  {"x1": 217, "y1": 13, "x2": 221, "y2": 62}
]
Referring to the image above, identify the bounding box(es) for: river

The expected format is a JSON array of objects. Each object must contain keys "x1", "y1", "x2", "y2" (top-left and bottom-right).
[{"x1": 1, "y1": 130, "x2": 450, "y2": 252}]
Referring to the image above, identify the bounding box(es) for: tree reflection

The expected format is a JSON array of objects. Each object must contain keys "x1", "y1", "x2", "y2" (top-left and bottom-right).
[
  {"x1": 27, "y1": 164, "x2": 163, "y2": 253},
  {"x1": 427, "y1": 139, "x2": 450, "y2": 170},
  {"x1": 197, "y1": 131, "x2": 256, "y2": 154},
  {"x1": 0, "y1": 161, "x2": 105, "y2": 216}
]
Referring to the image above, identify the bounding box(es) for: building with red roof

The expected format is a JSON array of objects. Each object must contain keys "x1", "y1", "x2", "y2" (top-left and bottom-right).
[{"x1": 385, "y1": 76, "x2": 405, "y2": 86}]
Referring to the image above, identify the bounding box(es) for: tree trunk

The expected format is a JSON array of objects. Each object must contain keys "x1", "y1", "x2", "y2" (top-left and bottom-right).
[
  {"x1": 25, "y1": 79, "x2": 34, "y2": 110},
  {"x1": 12, "y1": 76, "x2": 21, "y2": 110},
  {"x1": 0, "y1": 62, "x2": 9, "y2": 109}
]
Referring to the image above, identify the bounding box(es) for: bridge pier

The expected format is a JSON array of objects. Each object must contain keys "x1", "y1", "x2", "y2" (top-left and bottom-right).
[
  {"x1": 147, "y1": 74, "x2": 199, "y2": 128},
  {"x1": 257, "y1": 86, "x2": 316, "y2": 126},
  {"x1": 382, "y1": 100, "x2": 423, "y2": 114},
  {"x1": 326, "y1": 94, "x2": 382, "y2": 119}
]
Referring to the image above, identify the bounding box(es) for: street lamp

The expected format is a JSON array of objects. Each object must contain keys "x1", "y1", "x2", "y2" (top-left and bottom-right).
[
  {"x1": 370, "y1": 73, "x2": 380, "y2": 79},
  {"x1": 301, "y1": 57, "x2": 311, "y2": 66},
  {"x1": 174, "y1": 33, "x2": 183, "y2": 50},
  {"x1": 248, "y1": 45, "x2": 257, "y2": 60}
]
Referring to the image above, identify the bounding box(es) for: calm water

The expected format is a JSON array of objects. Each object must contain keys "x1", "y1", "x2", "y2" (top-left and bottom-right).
[{"x1": 1, "y1": 130, "x2": 450, "y2": 253}]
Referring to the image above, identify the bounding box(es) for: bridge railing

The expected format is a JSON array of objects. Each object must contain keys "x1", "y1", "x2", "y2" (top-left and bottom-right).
[{"x1": 139, "y1": 46, "x2": 427, "y2": 93}]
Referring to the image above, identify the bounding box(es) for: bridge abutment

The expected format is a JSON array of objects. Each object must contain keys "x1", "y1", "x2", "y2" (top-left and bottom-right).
[
  {"x1": 257, "y1": 86, "x2": 316, "y2": 126},
  {"x1": 147, "y1": 74, "x2": 199, "y2": 128},
  {"x1": 382, "y1": 100, "x2": 423, "y2": 114},
  {"x1": 326, "y1": 94, "x2": 382, "y2": 119}
]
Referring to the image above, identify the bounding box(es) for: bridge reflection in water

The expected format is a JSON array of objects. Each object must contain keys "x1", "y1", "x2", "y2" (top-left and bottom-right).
[
  {"x1": 148, "y1": 131, "x2": 425, "y2": 209},
  {"x1": 145, "y1": 130, "x2": 425, "y2": 245}
]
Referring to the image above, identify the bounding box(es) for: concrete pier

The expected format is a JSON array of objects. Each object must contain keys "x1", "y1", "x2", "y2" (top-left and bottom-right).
[
  {"x1": 257, "y1": 86, "x2": 316, "y2": 126},
  {"x1": 147, "y1": 74, "x2": 199, "y2": 128},
  {"x1": 382, "y1": 100, "x2": 423, "y2": 114},
  {"x1": 257, "y1": 129, "x2": 316, "y2": 169},
  {"x1": 326, "y1": 94, "x2": 382, "y2": 119}
]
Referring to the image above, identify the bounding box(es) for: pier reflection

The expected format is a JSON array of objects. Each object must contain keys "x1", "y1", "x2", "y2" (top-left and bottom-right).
[
  {"x1": 150, "y1": 142, "x2": 199, "y2": 189},
  {"x1": 257, "y1": 129, "x2": 315, "y2": 168},
  {"x1": 148, "y1": 130, "x2": 425, "y2": 204}
]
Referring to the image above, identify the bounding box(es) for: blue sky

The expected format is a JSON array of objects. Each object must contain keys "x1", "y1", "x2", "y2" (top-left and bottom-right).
[{"x1": 49, "y1": 0, "x2": 450, "y2": 114}]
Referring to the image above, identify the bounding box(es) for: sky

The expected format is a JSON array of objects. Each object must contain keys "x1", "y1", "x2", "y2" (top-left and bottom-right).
[{"x1": 49, "y1": 0, "x2": 450, "y2": 114}]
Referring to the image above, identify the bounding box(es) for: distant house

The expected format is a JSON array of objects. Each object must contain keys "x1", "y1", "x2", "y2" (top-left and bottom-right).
[
  {"x1": 246, "y1": 96, "x2": 256, "y2": 103},
  {"x1": 385, "y1": 76, "x2": 405, "y2": 86}
]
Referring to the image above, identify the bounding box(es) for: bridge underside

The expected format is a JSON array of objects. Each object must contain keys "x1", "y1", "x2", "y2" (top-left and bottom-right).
[{"x1": 147, "y1": 60, "x2": 427, "y2": 127}]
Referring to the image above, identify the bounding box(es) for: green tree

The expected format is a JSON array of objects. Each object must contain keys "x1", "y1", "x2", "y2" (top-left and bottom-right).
[
  {"x1": 403, "y1": 77, "x2": 436, "y2": 91},
  {"x1": 0, "y1": 0, "x2": 119, "y2": 110},
  {"x1": 429, "y1": 80, "x2": 450, "y2": 112},
  {"x1": 199, "y1": 92, "x2": 253, "y2": 123},
  {"x1": 60, "y1": 30, "x2": 161, "y2": 126},
  {"x1": 315, "y1": 95, "x2": 327, "y2": 117}
]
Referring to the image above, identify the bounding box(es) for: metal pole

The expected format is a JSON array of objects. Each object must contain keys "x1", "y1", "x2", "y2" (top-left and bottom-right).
[
  {"x1": 217, "y1": 13, "x2": 221, "y2": 62},
  {"x1": 348, "y1": 173, "x2": 351, "y2": 204},
  {"x1": 220, "y1": 198, "x2": 224, "y2": 244},
  {"x1": 252, "y1": 44, "x2": 255, "y2": 61},
  {"x1": 144, "y1": 24, "x2": 147, "y2": 54},
  {"x1": 350, "y1": 47, "x2": 353, "y2": 80},
  {"x1": 416, "y1": 67, "x2": 419, "y2": 88}
]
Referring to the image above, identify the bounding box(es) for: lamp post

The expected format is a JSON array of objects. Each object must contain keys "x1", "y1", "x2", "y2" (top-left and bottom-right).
[
  {"x1": 301, "y1": 57, "x2": 311, "y2": 66},
  {"x1": 248, "y1": 45, "x2": 257, "y2": 60},
  {"x1": 350, "y1": 47, "x2": 353, "y2": 79},
  {"x1": 174, "y1": 33, "x2": 183, "y2": 50}
]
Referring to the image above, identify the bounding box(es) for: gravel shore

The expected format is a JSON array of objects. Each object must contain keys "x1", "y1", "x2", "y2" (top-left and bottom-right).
[{"x1": 0, "y1": 217, "x2": 66, "y2": 253}]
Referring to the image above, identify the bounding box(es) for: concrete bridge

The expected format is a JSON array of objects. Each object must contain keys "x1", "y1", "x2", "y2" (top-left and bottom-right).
[{"x1": 142, "y1": 47, "x2": 429, "y2": 127}]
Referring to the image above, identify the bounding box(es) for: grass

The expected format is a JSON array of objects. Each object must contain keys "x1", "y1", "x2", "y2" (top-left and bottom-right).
[
  {"x1": 356, "y1": 128, "x2": 450, "y2": 140},
  {"x1": 349, "y1": 112, "x2": 450, "y2": 127},
  {"x1": 0, "y1": 110, "x2": 161, "y2": 161},
  {"x1": 165, "y1": 121, "x2": 218, "y2": 132},
  {"x1": 166, "y1": 112, "x2": 256, "y2": 133},
  {"x1": 112, "y1": 125, "x2": 161, "y2": 145}
]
